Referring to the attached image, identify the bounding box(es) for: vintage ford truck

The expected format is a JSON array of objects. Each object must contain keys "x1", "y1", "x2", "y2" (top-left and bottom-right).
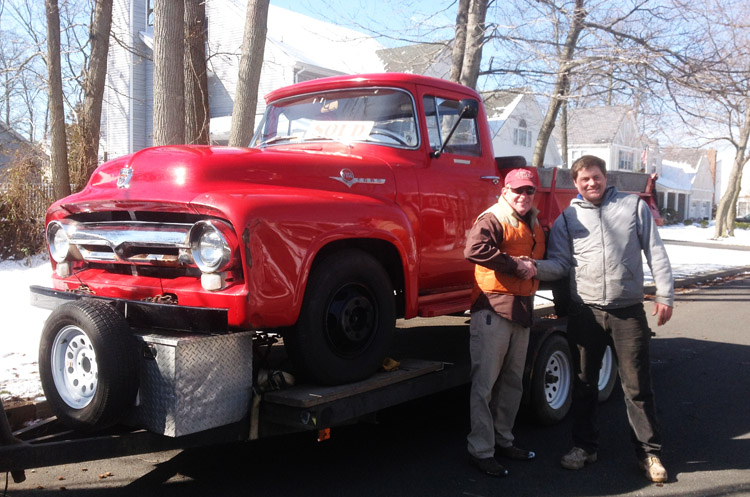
[{"x1": 29, "y1": 73, "x2": 660, "y2": 435}]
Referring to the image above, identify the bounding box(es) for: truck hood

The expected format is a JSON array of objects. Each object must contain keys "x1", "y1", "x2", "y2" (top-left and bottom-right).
[{"x1": 57, "y1": 145, "x2": 398, "y2": 214}]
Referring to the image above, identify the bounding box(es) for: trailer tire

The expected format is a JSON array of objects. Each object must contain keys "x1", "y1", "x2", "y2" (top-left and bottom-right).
[
  {"x1": 530, "y1": 334, "x2": 573, "y2": 425},
  {"x1": 286, "y1": 249, "x2": 396, "y2": 385},
  {"x1": 598, "y1": 343, "x2": 618, "y2": 402},
  {"x1": 39, "y1": 300, "x2": 138, "y2": 431}
]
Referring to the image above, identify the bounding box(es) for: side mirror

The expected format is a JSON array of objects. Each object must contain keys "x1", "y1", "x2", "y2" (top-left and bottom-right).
[
  {"x1": 459, "y1": 99, "x2": 479, "y2": 119},
  {"x1": 431, "y1": 99, "x2": 480, "y2": 158}
]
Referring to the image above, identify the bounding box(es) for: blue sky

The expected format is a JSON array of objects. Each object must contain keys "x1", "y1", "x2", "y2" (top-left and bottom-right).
[{"x1": 270, "y1": 0, "x2": 457, "y2": 48}]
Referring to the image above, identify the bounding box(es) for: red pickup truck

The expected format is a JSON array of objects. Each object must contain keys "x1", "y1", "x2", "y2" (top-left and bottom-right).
[{"x1": 34, "y1": 73, "x2": 659, "y2": 431}]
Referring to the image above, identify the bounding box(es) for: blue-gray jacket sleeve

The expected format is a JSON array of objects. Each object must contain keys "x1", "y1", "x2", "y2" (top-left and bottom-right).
[
  {"x1": 637, "y1": 200, "x2": 674, "y2": 306},
  {"x1": 535, "y1": 214, "x2": 572, "y2": 282}
]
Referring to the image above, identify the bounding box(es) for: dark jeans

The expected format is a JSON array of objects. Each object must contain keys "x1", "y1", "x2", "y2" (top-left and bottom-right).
[{"x1": 567, "y1": 303, "x2": 662, "y2": 459}]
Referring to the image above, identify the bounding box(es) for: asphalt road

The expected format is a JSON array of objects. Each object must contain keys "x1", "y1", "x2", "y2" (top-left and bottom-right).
[{"x1": 6, "y1": 272, "x2": 750, "y2": 497}]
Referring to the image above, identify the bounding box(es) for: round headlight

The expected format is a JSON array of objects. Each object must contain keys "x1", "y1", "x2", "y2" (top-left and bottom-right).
[
  {"x1": 47, "y1": 221, "x2": 70, "y2": 263},
  {"x1": 189, "y1": 221, "x2": 232, "y2": 273}
]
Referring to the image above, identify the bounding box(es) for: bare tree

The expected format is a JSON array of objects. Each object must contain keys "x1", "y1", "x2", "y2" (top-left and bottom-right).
[
  {"x1": 661, "y1": 0, "x2": 750, "y2": 238},
  {"x1": 79, "y1": 0, "x2": 112, "y2": 182},
  {"x1": 228, "y1": 0, "x2": 269, "y2": 147},
  {"x1": 153, "y1": 0, "x2": 184, "y2": 145},
  {"x1": 531, "y1": 0, "x2": 585, "y2": 167},
  {"x1": 45, "y1": 0, "x2": 70, "y2": 199},
  {"x1": 184, "y1": 0, "x2": 209, "y2": 145}
]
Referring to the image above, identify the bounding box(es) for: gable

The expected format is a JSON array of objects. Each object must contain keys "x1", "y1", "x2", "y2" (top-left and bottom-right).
[{"x1": 562, "y1": 106, "x2": 636, "y2": 146}]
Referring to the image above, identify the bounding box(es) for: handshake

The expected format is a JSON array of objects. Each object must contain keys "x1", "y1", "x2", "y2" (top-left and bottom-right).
[{"x1": 513, "y1": 256, "x2": 537, "y2": 280}]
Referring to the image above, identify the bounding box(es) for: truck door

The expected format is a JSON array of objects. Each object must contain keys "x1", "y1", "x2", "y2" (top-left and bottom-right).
[{"x1": 416, "y1": 94, "x2": 500, "y2": 294}]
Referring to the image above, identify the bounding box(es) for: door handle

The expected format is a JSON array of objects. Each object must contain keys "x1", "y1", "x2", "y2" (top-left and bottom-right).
[{"x1": 481, "y1": 176, "x2": 501, "y2": 185}]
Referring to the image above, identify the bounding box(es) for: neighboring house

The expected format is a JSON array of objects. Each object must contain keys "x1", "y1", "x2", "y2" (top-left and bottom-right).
[
  {"x1": 556, "y1": 106, "x2": 644, "y2": 173},
  {"x1": 105, "y1": 0, "x2": 387, "y2": 159},
  {"x1": 0, "y1": 121, "x2": 32, "y2": 180},
  {"x1": 482, "y1": 90, "x2": 562, "y2": 167},
  {"x1": 716, "y1": 144, "x2": 750, "y2": 218},
  {"x1": 657, "y1": 148, "x2": 716, "y2": 221}
]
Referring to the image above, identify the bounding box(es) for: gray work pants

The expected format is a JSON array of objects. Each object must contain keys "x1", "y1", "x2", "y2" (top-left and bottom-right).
[{"x1": 467, "y1": 309, "x2": 529, "y2": 459}]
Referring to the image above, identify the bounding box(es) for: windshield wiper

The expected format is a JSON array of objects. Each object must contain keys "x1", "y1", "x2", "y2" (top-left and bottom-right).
[{"x1": 259, "y1": 135, "x2": 300, "y2": 146}]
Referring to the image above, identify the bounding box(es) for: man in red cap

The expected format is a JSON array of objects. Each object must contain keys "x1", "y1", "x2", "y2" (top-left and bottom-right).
[{"x1": 464, "y1": 168, "x2": 545, "y2": 477}]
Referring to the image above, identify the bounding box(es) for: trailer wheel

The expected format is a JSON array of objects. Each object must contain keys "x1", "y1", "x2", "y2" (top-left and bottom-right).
[
  {"x1": 39, "y1": 300, "x2": 138, "y2": 431},
  {"x1": 530, "y1": 334, "x2": 573, "y2": 425},
  {"x1": 286, "y1": 249, "x2": 395, "y2": 385},
  {"x1": 598, "y1": 343, "x2": 618, "y2": 402}
]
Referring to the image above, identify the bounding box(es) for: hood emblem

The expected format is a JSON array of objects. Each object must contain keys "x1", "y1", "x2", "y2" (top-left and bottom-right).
[
  {"x1": 117, "y1": 166, "x2": 133, "y2": 189},
  {"x1": 330, "y1": 168, "x2": 385, "y2": 188}
]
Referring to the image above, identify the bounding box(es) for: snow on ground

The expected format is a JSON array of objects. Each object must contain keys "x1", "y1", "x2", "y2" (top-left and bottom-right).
[{"x1": 2, "y1": 224, "x2": 750, "y2": 402}]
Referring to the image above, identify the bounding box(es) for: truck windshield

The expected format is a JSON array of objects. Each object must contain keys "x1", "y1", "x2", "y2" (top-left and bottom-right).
[{"x1": 251, "y1": 88, "x2": 419, "y2": 149}]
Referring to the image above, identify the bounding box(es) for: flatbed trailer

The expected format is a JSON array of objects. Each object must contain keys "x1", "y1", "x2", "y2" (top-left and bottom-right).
[
  {"x1": 1, "y1": 307, "x2": 576, "y2": 483},
  {"x1": 0, "y1": 318, "x2": 476, "y2": 480}
]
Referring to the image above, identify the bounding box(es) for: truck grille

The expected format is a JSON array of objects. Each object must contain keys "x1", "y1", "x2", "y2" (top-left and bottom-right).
[{"x1": 56, "y1": 219, "x2": 195, "y2": 267}]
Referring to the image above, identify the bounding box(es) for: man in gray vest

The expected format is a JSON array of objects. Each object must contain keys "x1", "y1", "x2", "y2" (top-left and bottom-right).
[{"x1": 536, "y1": 155, "x2": 673, "y2": 483}]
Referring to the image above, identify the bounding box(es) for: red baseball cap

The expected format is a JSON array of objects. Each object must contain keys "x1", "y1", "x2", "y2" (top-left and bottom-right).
[{"x1": 504, "y1": 168, "x2": 537, "y2": 189}]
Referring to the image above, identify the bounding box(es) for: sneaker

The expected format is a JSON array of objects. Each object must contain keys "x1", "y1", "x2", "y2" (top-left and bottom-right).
[
  {"x1": 560, "y1": 447, "x2": 598, "y2": 470},
  {"x1": 496, "y1": 445, "x2": 536, "y2": 460},
  {"x1": 469, "y1": 455, "x2": 509, "y2": 477},
  {"x1": 640, "y1": 455, "x2": 668, "y2": 483}
]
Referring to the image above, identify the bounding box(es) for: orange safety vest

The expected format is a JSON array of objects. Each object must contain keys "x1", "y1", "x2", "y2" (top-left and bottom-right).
[{"x1": 471, "y1": 198, "x2": 546, "y2": 300}]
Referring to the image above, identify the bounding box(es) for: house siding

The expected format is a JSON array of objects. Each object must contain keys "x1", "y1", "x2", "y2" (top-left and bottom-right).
[{"x1": 105, "y1": 0, "x2": 149, "y2": 160}]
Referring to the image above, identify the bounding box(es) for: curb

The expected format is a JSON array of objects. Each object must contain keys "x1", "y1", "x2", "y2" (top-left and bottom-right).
[{"x1": 5, "y1": 267, "x2": 750, "y2": 430}]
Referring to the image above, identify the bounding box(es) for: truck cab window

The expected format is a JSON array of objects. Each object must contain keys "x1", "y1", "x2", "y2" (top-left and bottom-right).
[{"x1": 423, "y1": 96, "x2": 481, "y2": 157}]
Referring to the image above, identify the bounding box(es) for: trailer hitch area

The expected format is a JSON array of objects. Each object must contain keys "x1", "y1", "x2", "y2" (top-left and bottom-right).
[{"x1": 0, "y1": 399, "x2": 28, "y2": 483}]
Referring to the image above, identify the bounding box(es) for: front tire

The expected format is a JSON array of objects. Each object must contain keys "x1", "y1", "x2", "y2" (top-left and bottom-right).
[
  {"x1": 530, "y1": 334, "x2": 573, "y2": 425},
  {"x1": 285, "y1": 249, "x2": 396, "y2": 385},
  {"x1": 39, "y1": 300, "x2": 139, "y2": 431}
]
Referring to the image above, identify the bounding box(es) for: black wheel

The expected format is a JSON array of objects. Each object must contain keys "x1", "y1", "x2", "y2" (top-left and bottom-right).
[
  {"x1": 39, "y1": 300, "x2": 139, "y2": 431},
  {"x1": 598, "y1": 343, "x2": 618, "y2": 402},
  {"x1": 530, "y1": 334, "x2": 573, "y2": 425},
  {"x1": 285, "y1": 249, "x2": 396, "y2": 385}
]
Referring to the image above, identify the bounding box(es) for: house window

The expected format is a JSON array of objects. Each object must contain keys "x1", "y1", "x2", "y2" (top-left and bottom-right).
[
  {"x1": 618, "y1": 150, "x2": 635, "y2": 171},
  {"x1": 513, "y1": 119, "x2": 533, "y2": 148},
  {"x1": 147, "y1": 0, "x2": 154, "y2": 26}
]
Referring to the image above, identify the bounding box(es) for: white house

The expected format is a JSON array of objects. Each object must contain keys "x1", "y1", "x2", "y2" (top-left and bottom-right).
[
  {"x1": 716, "y1": 143, "x2": 750, "y2": 218},
  {"x1": 556, "y1": 106, "x2": 644, "y2": 173},
  {"x1": 104, "y1": 0, "x2": 387, "y2": 160},
  {"x1": 656, "y1": 148, "x2": 715, "y2": 221},
  {"x1": 482, "y1": 90, "x2": 562, "y2": 167}
]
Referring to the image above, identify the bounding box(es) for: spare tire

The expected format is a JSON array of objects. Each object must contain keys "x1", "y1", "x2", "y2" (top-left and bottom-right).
[{"x1": 39, "y1": 299, "x2": 139, "y2": 431}]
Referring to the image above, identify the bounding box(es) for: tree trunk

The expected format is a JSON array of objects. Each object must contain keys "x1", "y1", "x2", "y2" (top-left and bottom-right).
[
  {"x1": 714, "y1": 100, "x2": 750, "y2": 238},
  {"x1": 45, "y1": 0, "x2": 70, "y2": 200},
  {"x1": 184, "y1": 0, "x2": 209, "y2": 145},
  {"x1": 80, "y1": 0, "x2": 113, "y2": 184},
  {"x1": 560, "y1": 101, "x2": 569, "y2": 168},
  {"x1": 531, "y1": 0, "x2": 585, "y2": 168},
  {"x1": 153, "y1": 0, "x2": 185, "y2": 146},
  {"x1": 458, "y1": 0, "x2": 488, "y2": 89},
  {"x1": 450, "y1": 0, "x2": 470, "y2": 83},
  {"x1": 229, "y1": 0, "x2": 269, "y2": 147}
]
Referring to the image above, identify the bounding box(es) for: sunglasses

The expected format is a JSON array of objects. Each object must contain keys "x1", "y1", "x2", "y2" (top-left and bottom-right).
[{"x1": 509, "y1": 186, "x2": 536, "y2": 195}]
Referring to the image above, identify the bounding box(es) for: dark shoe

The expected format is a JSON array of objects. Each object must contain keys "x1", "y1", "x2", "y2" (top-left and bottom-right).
[
  {"x1": 469, "y1": 455, "x2": 509, "y2": 477},
  {"x1": 560, "y1": 447, "x2": 597, "y2": 470},
  {"x1": 496, "y1": 445, "x2": 536, "y2": 460}
]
